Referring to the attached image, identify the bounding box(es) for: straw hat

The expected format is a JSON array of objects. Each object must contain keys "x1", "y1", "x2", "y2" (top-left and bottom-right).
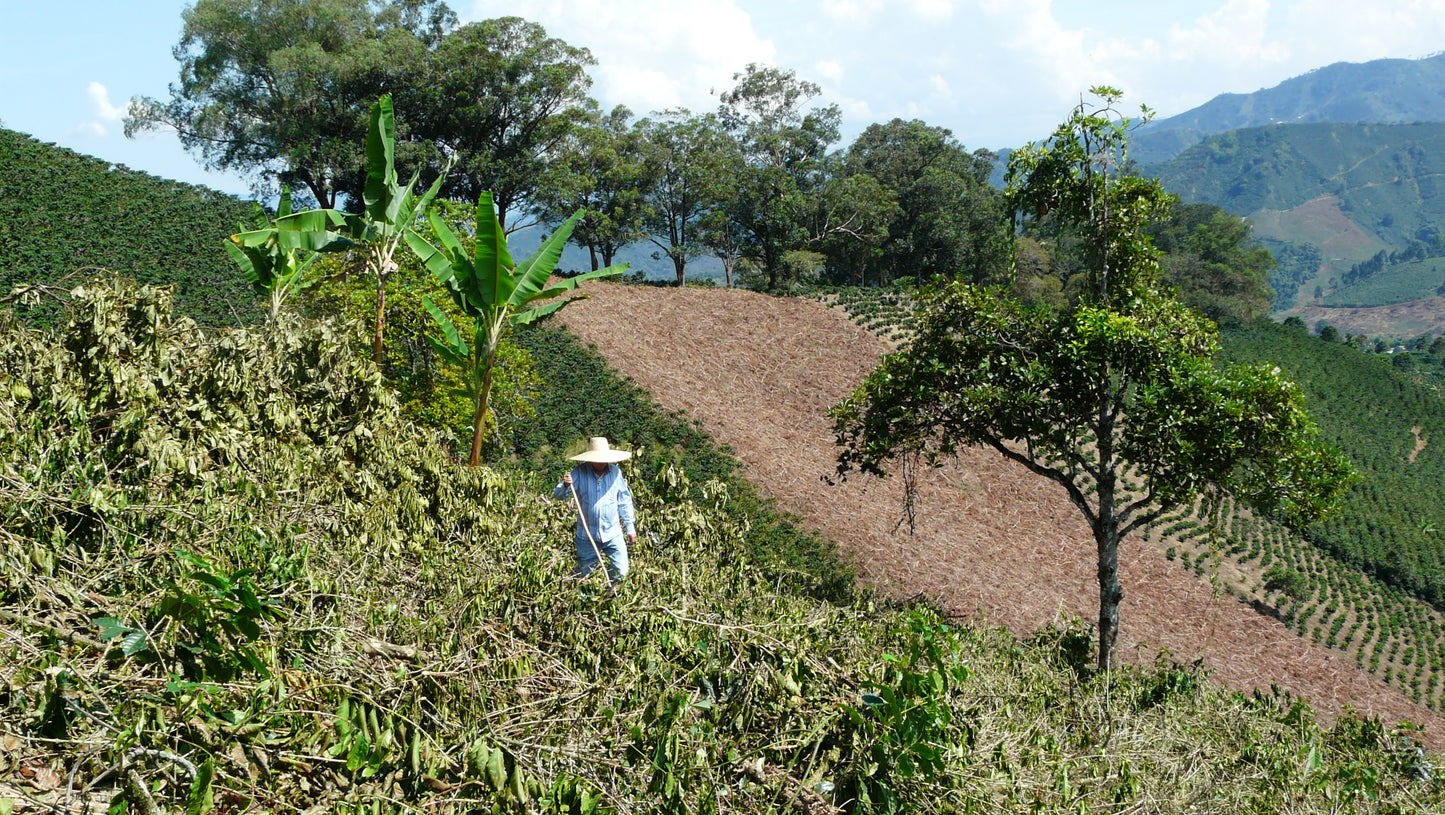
[{"x1": 570, "y1": 437, "x2": 632, "y2": 463}]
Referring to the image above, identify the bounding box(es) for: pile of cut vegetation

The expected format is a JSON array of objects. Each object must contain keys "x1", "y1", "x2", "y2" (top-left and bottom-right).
[{"x1": 1, "y1": 275, "x2": 1440, "y2": 814}]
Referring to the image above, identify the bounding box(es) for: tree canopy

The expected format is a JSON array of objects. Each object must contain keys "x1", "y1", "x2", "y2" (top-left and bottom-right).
[
  {"x1": 833, "y1": 90, "x2": 1354, "y2": 670},
  {"x1": 838, "y1": 119, "x2": 1009, "y2": 286},
  {"x1": 127, "y1": 0, "x2": 454, "y2": 209}
]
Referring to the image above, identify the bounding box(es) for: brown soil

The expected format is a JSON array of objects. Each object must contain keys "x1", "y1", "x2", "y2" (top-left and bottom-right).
[
  {"x1": 1411, "y1": 425, "x2": 1429, "y2": 465},
  {"x1": 558, "y1": 282, "x2": 1445, "y2": 746},
  {"x1": 1289, "y1": 297, "x2": 1445, "y2": 339}
]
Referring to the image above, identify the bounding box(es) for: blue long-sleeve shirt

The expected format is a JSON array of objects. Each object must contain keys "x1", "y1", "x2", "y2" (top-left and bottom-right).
[{"x1": 554, "y1": 464, "x2": 636, "y2": 544}]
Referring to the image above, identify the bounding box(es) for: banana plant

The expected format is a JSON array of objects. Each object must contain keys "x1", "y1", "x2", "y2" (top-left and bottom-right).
[
  {"x1": 226, "y1": 187, "x2": 351, "y2": 319},
  {"x1": 344, "y1": 94, "x2": 451, "y2": 364},
  {"x1": 405, "y1": 192, "x2": 626, "y2": 466}
]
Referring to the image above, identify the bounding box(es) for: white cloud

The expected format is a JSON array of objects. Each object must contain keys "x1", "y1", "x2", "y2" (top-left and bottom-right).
[
  {"x1": 1166, "y1": 0, "x2": 1285, "y2": 64},
  {"x1": 73, "y1": 121, "x2": 108, "y2": 139},
  {"x1": 1282, "y1": 0, "x2": 1445, "y2": 64},
  {"x1": 819, "y1": 0, "x2": 883, "y2": 25},
  {"x1": 463, "y1": 0, "x2": 774, "y2": 116},
  {"x1": 815, "y1": 59, "x2": 845, "y2": 82},
  {"x1": 929, "y1": 74, "x2": 952, "y2": 99},
  {"x1": 74, "y1": 81, "x2": 126, "y2": 138},
  {"x1": 909, "y1": 0, "x2": 954, "y2": 21}
]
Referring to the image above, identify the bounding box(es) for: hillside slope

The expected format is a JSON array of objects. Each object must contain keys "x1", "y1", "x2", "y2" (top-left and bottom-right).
[
  {"x1": 559, "y1": 283, "x2": 1443, "y2": 739},
  {"x1": 0, "y1": 129, "x2": 263, "y2": 326}
]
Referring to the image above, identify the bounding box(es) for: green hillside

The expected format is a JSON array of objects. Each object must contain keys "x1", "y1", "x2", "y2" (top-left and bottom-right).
[
  {"x1": 2, "y1": 275, "x2": 1439, "y2": 814},
  {"x1": 1149, "y1": 122, "x2": 1445, "y2": 312},
  {"x1": 0, "y1": 128, "x2": 263, "y2": 326},
  {"x1": 1319, "y1": 256, "x2": 1445, "y2": 307},
  {"x1": 1133, "y1": 52, "x2": 1445, "y2": 165},
  {"x1": 1220, "y1": 320, "x2": 1445, "y2": 607}
]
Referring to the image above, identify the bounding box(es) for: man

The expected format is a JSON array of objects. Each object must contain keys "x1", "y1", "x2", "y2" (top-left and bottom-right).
[{"x1": 554, "y1": 437, "x2": 637, "y2": 586}]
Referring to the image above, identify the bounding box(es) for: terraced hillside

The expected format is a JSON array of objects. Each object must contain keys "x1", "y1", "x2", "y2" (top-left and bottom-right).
[{"x1": 559, "y1": 283, "x2": 1444, "y2": 742}]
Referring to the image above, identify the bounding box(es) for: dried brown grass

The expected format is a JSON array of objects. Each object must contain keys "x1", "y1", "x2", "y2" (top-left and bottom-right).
[{"x1": 558, "y1": 282, "x2": 1444, "y2": 745}]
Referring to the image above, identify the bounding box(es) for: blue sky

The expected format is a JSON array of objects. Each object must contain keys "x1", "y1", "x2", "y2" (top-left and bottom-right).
[{"x1": 5, "y1": 0, "x2": 1445, "y2": 200}]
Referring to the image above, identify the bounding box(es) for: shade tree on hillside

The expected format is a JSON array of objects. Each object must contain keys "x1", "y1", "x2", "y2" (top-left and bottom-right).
[
  {"x1": 535, "y1": 105, "x2": 653, "y2": 272},
  {"x1": 717, "y1": 65, "x2": 841, "y2": 291},
  {"x1": 637, "y1": 110, "x2": 741, "y2": 287},
  {"x1": 835, "y1": 118, "x2": 1010, "y2": 287},
  {"x1": 1146, "y1": 202, "x2": 1275, "y2": 325},
  {"x1": 832, "y1": 90, "x2": 1354, "y2": 671},
  {"x1": 407, "y1": 16, "x2": 597, "y2": 231},
  {"x1": 127, "y1": 0, "x2": 455, "y2": 209},
  {"x1": 130, "y1": 3, "x2": 596, "y2": 229}
]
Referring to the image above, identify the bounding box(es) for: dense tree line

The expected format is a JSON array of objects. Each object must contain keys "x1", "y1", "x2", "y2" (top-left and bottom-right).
[{"x1": 128, "y1": 0, "x2": 1010, "y2": 291}]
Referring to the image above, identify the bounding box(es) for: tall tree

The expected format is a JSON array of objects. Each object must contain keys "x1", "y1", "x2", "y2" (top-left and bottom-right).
[
  {"x1": 638, "y1": 110, "x2": 739, "y2": 286},
  {"x1": 831, "y1": 90, "x2": 1354, "y2": 671},
  {"x1": 841, "y1": 119, "x2": 1009, "y2": 286},
  {"x1": 127, "y1": 0, "x2": 453, "y2": 209},
  {"x1": 537, "y1": 106, "x2": 652, "y2": 271},
  {"x1": 718, "y1": 64, "x2": 840, "y2": 290},
  {"x1": 411, "y1": 16, "x2": 596, "y2": 231}
]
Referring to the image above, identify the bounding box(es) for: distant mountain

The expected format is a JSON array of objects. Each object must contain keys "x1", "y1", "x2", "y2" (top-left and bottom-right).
[
  {"x1": 1149, "y1": 121, "x2": 1445, "y2": 317},
  {"x1": 1134, "y1": 52, "x2": 1445, "y2": 165}
]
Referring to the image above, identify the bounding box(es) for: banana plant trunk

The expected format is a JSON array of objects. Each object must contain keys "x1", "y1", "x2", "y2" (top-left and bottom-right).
[
  {"x1": 373, "y1": 273, "x2": 387, "y2": 365},
  {"x1": 467, "y1": 345, "x2": 498, "y2": 467}
]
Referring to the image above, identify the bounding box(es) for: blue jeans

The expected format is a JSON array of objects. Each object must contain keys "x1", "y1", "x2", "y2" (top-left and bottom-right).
[{"x1": 574, "y1": 535, "x2": 629, "y2": 585}]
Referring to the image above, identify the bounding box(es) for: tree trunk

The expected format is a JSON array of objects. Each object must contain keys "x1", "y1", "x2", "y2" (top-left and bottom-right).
[
  {"x1": 673, "y1": 254, "x2": 687, "y2": 287},
  {"x1": 1094, "y1": 384, "x2": 1122, "y2": 670},
  {"x1": 588, "y1": 244, "x2": 599, "y2": 272},
  {"x1": 1095, "y1": 523, "x2": 1123, "y2": 671},
  {"x1": 468, "y1": 356, "x2": 495, "y2": 467}
]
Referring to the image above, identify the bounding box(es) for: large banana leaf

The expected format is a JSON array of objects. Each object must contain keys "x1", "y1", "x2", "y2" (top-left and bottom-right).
[
  {"x1": 363, "y1": 95, "x2": 400, "y2": 227},
  {"x1": 472, "y1": 192, "x2": 513, "y2": 309}
]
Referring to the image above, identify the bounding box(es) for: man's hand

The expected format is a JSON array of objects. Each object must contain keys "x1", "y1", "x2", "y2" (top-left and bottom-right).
[
  {"x1": 562, "y1": 471, "x2": 573, "y2": 488},
  {"x1": 627, "y1": 532, "x2": 636, "y2": 545}
]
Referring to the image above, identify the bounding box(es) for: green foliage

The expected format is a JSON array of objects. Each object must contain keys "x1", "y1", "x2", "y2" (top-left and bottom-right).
[
  {"x1": 410, "y1": 15, "x2": 598, "y2": 228},
  {"x1": 226, "y1": 187, "x2": 351, "y2": 318},
  {"x1": 127, "y1": 0, "x2": 454, "y2": 209},
  {"x1": 638, "y1": 110, "x2": 740, "y2": 286},
  {"x1": 0, "y1": 128, "x2": 262, "y2": 326},
  {"x1": 538, "y1": 105, "x2": 654, "y2": 271},
  {"x1": 839, "y1": 91, "x2": 1351, "y2": 672},
  {"x1": 0, "y1": 272, "x2": 1441, "y2": 813},
  {"x1": 1221, "y1": 318, "x2": 1445, "y2": 608},
  {"x1": 406, "y1": 191, "x2": 625, "y2": 464},
  {"x1": 719, "y1": 64, "x2": 842, "y2": 291},
  {"x1": 1146, "y1": 202, "x2": 1276, "y2": 324},
  {"x1": 836, "y1": 118, "x2": 1010, "y2": 287}
]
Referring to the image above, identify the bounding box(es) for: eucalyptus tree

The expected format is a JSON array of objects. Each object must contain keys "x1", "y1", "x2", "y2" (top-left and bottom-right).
[
  {"x1": 536, "y1": 106, "x2": 653, "y2": 271},
  {"x1": 637, "y1": 110, "x2": 740, "y2": 286},
  {"x1": 718, "y1": 64, "x2": 841, "y2": 290},
  {"x1": 832, "y1": 90, "x2": 1354, "y2": 671},
  {"x1": 405, "y1": 193, "x2": 624, "y2": 466},
  {"x1": 410, "y1": 17, "x2": 597, "y2": 231},
  {"x1": 127, "y1": 0, "x2": 454, "y2": 209}
]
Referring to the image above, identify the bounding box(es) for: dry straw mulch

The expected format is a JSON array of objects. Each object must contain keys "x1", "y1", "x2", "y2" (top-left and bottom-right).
[{"x1": 559, "y1": 282, "x2": 1444, "y2": 745}]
